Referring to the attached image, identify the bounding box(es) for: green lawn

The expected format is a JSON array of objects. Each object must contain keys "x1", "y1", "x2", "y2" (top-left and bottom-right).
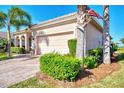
[
  {"x1": 9, "y1": 48, "x2": 124, "y2": 88},
  {"x1": 0, "y1": 53, "x2": 8, "y2": 61},
  {"x1": 9, "y1": 77, "x2": 52, "y2": 88}
]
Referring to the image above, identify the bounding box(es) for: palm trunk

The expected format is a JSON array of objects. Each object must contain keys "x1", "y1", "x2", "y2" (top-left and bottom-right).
[
  {"x1": 7, "y1": 19, "x2": 11, "y2": 58},
  {"x1": 76, "y1": 5, "x2": 87, "y2": 58},
  {"x1": 103, "y1": 5, "x2": 111, "y2": 64}
]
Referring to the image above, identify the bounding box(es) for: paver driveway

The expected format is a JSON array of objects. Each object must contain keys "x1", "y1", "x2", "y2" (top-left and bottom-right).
[{"x1": 0, "y1": 54, "x2": 40, "y2": 88}]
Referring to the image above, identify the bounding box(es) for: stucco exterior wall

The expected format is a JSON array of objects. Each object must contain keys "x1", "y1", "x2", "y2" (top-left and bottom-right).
[
  {"x1": 36, "y1": 22, "x2": 77, "y2": 54},
  {"x1": 36, "y1": 21, "x2": 103, "y2": 55},
  {"x1": 37, "y1": 32, "x2": 73, "y2": 54},
  {"x1": 86, "y1": 23, "x2": 103, "y2": 50},
  {"x1": 37, "y1": 22, "x2": 76, "y2": 36}
]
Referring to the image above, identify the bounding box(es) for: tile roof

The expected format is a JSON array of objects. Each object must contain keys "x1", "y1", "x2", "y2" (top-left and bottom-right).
[{"x1": 0, "y1": 32, "x2": 14, "y2": 39}]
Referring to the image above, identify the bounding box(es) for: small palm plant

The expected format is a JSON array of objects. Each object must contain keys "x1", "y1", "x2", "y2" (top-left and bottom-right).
[{"x1": 0, "y1": 6, "x2": 31, "y2": 57}]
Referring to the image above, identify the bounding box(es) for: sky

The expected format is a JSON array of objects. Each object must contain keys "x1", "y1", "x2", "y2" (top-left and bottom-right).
[{"x1": 0, "y1": 5, "x2": 124, "y2": 45}]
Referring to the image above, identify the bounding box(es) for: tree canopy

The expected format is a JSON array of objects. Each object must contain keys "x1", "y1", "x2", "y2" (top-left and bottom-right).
[
  {"x1": 120, "y1": 38, "x2": 124, "y2": 45},
  {"x1": 0, "y1": 6, "x2": 31, "y2": 31}
]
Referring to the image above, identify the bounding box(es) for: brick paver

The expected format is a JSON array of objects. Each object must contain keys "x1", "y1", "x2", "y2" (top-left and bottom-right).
[{"x1": 0, "y1": 54, "x2": 40, "y2": 88}]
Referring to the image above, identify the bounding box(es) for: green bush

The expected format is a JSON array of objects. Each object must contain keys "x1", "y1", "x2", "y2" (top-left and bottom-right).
[
  {"x1": 82, "y1": 56, "x2": 98, "y2": 69},
  {"x1": 68, "y1": 39, "x2": 77, "y2": 57},
  {"x1": 40, "y1": 53, "x2": 81, "y2": 81},
  {"x1": 113, "y1": 44, "x2": 118, "y2": 51},
  {"x1": 111, "y1": 43, "x2": 118, "y2": 52},
  {"x1": 88, "y1": 47, "x2": 103, "y2": 59},
  {"x1": 63, "y1": 53, "x2": 73, "y2": 57},
  {"x1": 0, "y1": 38, "x2": 7, "y2": 52},
  {"x1": 0, "y1": 53, "x2": 7, "y2": 61},
  {"x1": 110, "y1": 43, "x2": 118, "y2": 56},
  {"x1": 0, "y1": 38, "x2": 7, "y2": 47},
  {"x1": 11, "y1": 47, "x2": 25, "y2": 54}
]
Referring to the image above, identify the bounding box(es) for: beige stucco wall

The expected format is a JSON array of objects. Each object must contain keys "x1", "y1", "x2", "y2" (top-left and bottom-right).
[
  {"x1": 36, "y1": 22, "x2": 76, "y2": 54},
  {"x1": 37, "y1": 22, "x2": 76, "y2": 36},
  {"x1": 86, "y1": 23, "x2": 103, "y2": 50},
  {"x1": 37, "y1": 21, "x2": 103, "y2": 55}
]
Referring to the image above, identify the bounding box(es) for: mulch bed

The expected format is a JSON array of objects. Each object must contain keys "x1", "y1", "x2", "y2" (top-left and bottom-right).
[{"x1": 36, "y1": 57, "x2": 121, "y2": 88}]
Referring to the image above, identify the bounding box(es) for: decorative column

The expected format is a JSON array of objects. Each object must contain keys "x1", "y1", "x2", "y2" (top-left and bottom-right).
[
  {"x1": 14, "y1": 36, "x2": 17, "y2": 47},
  {"x1": 103, "y1": 5, "x2": 111, "y2": 64},
  {"x1": 25, "y1": 34, "x2": 29, "y2": 51},
  {"x1": 76, "y1": 5, "x2": 91, "y2": 58},
  {"x1": 19, "y1": 35, "x2": 22, "y2": 48},
  {"x1": 35, "y1": 35, "x2": 38, "y2": 55}
]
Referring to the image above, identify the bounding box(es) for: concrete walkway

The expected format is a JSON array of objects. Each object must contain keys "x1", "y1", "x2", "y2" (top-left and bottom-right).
[{"x1": 0, "y1": 54, "x2": 40, "y2": 88}]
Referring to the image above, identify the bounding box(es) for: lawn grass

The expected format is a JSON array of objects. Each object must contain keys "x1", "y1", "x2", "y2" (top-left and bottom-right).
[
  {"x1": 82, "y1": 47, "x2": 124, "y2": 88},
  {"x1": 0, "y1": 53, "x2": 13, "y2": 61},
  {"x1": 0, "y1": 53, "x2": 8, "y2": 61},
  {"x1": 9, "y1": 77, "x2": 52, "y2": 88}
]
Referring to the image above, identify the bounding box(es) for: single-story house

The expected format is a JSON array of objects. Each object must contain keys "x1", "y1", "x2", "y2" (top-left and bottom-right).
[{"x1": 13, "y1": 12, "x2": 103, "y2": 55}]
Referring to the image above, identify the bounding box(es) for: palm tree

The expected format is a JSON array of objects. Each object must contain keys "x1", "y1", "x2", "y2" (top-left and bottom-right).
[
  {"x1": 76, "y1": 5, "x2": 91, "y2": 58},
  {"x1": 0, "y1": 6, "x2": 31, "y2": 57},
  {"x1": 103, "y1": 5, "x2": 111, "y2": 64}
]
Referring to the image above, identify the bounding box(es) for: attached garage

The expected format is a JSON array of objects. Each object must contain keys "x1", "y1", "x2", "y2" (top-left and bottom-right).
[
  {"x1": 31, "y1": 12, "x2": 103, "y2": 55},
  {"x1": 37, "y1": 31, "x2": 74, "y2": 55}
]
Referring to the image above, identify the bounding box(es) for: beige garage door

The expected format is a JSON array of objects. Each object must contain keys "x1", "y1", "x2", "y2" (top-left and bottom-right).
[{"x1": 37, "y1": 31, "x2": 73, "y2": 55}]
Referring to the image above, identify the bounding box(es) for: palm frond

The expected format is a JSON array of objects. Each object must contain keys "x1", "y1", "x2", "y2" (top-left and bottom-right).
[
  {"x1": 0, "y1": 11, "x2": 7, "y2": 28},
  {"x1": 8, "y1": 6, "x2": 31, "y2": 31}
]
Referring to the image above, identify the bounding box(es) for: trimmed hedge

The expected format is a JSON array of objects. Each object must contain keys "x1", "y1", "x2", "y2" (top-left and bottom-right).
[
  {"x1": 11, "y1": 47, "x2": 25, "y2": 54},
  {"x1": 40, "y1": 53, "x2": 81, "y2": 81},
  {"x1": 82, "y1": 56, "x2": 98, "y2": 69},
  {"x1": 68, "y1": 39, "x2": 77, "y2": 57}
]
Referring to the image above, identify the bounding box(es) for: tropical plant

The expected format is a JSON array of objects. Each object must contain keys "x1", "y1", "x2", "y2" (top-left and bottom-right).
[
  {"x1": 0, "y1": 6, "x2": 31, "y2": 57},
  {"x1": 88, "y1": 47, "x2": 103, "y2": 60},
  {"x1": 82, "y1": 56, "x2": 98, "y2": 69},
  {"x1": 103, "y1": 5, "x2": 111, "y2": 64},
  {"x1": 76, "y1": 5, "x2": 92, "y2": 58},
  {"x1": 120, "y1": 38, "x2": 124, "y2": 46}
]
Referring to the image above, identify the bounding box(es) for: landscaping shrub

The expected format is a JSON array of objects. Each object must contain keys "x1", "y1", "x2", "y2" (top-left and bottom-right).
[
  {"x1": 112, "y1": 44, "x2": 118, "y2": 51},
  {"x1": 110, "y1": 43, "x2": 118, "y2": 56},
  {"x1": 40, "y1": 53, "x2": 81, "y2": 81},
  {"x1": 0, "y1": 38, "x2": 7, "y2": 53},
  {"x1": 0, "y1": 53, "x2": 8, "y2": 61},
  {"x1": 68, "y1": 39, "x2": 77, "y2": 57},
  {"x1": 88, "y1": 47, "x2": 103, "y2": 60},
  {"x1": 82, "y1": 56, "x2": 98, "y2": 69},
  {"x1": 63, "y1": 53, "x2": 73, "y2": 57},
  {"x1": 11, "y1": 47, "x2": 25, "y2": 54}
]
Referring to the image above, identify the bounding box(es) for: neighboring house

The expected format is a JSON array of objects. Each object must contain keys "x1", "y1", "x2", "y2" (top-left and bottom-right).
[
  {"x1": 0, "y1": 32, "x2": 7, "y2": 39},
  {"x1": 0, "y1": 31, "x2": 14, "y2": 44},
  {"x1": 13, "y1": 12, "x2": 103, "y2": 55}
]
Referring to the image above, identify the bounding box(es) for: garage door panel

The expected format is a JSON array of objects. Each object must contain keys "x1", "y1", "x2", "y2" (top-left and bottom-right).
[{"x1": 38, "y1": 32, "x2": 73, "y2": 55}]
